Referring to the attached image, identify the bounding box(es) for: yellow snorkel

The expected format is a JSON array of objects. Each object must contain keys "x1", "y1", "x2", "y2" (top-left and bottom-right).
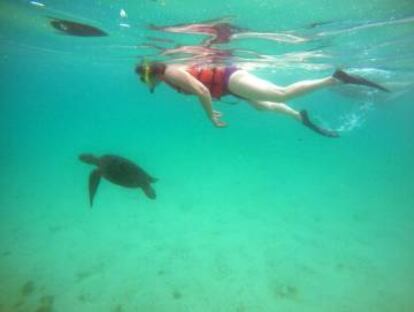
[
  {"x1": 141, "y1": 60, "x2": 152, "y2": 84},
  {"x1": 136, "y1": 60, "x2": 165, "y2": 93},
  {"x1": 138, "y1": 60, "x2": 157, "y2": 93}
]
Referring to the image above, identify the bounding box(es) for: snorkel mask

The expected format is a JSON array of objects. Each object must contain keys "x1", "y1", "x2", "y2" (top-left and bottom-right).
[{"x1": 137, "y1": 60, "x2": 158, "y2": 93}]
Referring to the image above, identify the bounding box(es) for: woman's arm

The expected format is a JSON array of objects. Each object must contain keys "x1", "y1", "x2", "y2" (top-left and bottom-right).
[{"x1": 165, "y1": 67, "x2": 226, "y2": 127}]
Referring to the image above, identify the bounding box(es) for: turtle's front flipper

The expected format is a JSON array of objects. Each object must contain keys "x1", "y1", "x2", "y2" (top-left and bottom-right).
[
  {"x1": 142, "y1": 184, "x2": 156, "y2": 200},
  {"x1": 89, "y1": 169, "x2": 101, "y2": 207}
]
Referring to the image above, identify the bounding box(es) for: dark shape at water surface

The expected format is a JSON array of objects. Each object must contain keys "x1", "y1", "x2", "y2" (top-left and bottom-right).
[
  {"x1": 79, "y1": 154, "x2": 158, "y2": 207},
  {"x1": 49, "y1": 18, "x2": 107, "y2": 37}
]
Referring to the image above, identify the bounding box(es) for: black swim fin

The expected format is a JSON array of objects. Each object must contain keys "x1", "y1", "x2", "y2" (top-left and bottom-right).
[
  {"x1": 300, "y1": 110, "x2": 339, "y2": 138},
  {"x1": 89, "y1": 169, "x2": 101, "y2": 207},
  {"x1": 333, "y1": 69, "x2": 390, "y2": 92}
]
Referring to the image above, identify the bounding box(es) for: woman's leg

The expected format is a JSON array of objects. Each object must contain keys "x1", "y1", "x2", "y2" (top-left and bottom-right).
[
  {"x1": 247, "y1": 100, "x2": 301, "y2": 121},
  {"x1": 247, "y1": 100, "x2": 339, "y2": 137},
  {"x1": 228, "y1": 70, "x2": 337, "y2": 102}
]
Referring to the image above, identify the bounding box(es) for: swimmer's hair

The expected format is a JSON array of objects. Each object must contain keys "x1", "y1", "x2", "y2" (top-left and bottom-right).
[
  {"x1": 135, "y1": 61, "x2": 166, "y2": 76},
  {"x1": 135, "y1": 64, "x2": 143, "y2": 75}
]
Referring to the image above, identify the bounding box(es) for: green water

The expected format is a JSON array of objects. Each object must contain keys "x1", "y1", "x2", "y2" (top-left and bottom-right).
[{"x1": 1, "y1": 0, "x2": 414, "y2": 311}]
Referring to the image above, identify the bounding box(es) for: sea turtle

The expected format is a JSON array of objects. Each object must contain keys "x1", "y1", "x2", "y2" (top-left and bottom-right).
[{"x1": 79, "y1": 153, "x2": 157, "y2": 207}]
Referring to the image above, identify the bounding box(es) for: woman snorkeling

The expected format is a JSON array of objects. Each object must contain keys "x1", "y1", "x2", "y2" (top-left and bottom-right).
[{"x1": 136, "y1": 61, "x2": 389, "y2": 137}]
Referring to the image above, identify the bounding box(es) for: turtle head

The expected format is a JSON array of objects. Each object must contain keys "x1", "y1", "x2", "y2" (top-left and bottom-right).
[{"x1": 79, "y1": 153, "x2": 99, "y2": 166}]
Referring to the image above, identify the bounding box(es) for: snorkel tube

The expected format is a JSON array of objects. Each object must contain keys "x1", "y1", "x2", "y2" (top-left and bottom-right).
[{"x1": 137, "y1": 59, "x2": 158, "y2": 93}]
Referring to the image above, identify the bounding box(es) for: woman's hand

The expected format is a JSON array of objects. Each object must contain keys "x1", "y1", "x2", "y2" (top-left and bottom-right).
[{"x1": 212, "y1": 111, "x2": 227, "y2": 127}]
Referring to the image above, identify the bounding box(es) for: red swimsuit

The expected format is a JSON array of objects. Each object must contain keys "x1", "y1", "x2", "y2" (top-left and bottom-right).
[{"x1": 167, "y1": 65, "x2": 238, "y2": 99}]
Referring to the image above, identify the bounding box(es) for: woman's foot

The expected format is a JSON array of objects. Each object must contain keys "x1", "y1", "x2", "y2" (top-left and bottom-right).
[
  {"x1": 333, "y1": 69, "x2": 390, "y2": 92},
  {"x1": 300, "y1": 110, "x2": 339, "y2": 138}
]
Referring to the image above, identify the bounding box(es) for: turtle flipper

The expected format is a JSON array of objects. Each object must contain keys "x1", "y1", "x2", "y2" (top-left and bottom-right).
[
  {"x1": 142, "y1": 184, "x2": 156, "y2": 199},
  {"x1": 89, "y1": 169, "x2": 101, "y2": 207},
  {"x1": 79, "y1": 153, "x2": 100, "y2": 165}
]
